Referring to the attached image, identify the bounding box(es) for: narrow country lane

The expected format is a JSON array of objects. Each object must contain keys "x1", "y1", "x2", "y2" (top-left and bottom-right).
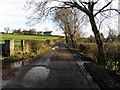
[{"x1": 2, "y1": 42, "x2": 99, "y2": 89}]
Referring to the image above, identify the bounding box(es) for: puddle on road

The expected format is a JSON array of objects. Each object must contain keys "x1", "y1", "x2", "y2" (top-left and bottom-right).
[
  {"x1": 23, "y1": 66, "x2": 50, "y2": 81},
  {"x1": 3, "y1": 59, "x2": 31, "y2": 69},
  {"x1": 11, "y1": 59, "x2": 31, "y2": 68},
  {"x1": 3, "y1": 57, "x2": 51, "y2": 69},
  {"x1": 22, "y1": 66, "x2": 50, "y2": 88},
  {"x1": 33, "y1": 58, "x2": 50, "y2": 66}
]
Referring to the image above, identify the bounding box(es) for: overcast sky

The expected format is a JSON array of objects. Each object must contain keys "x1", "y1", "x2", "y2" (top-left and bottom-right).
[
  {"x1": 0, "y1": 0, "x2": 27, "y2": 30},
  {"x1": 0, "y1": 0, "x2": 61, "y2": 35},
  {"x1": 0, "y1": 0, "x2": 119, "y2": 37}
]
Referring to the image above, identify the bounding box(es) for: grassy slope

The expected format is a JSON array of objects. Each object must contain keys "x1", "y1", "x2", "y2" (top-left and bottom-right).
[
  {"x1": 0, "y1": 34, "x2": 59, "y2": 46},
  {"x1": 1, "y1": 34, "x2": 58, "y2": 41}
]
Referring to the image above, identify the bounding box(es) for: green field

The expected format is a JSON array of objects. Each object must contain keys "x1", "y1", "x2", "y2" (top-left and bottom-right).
[
  {"x1": 0, "y1": 34, "x2": 61, "y2": 62},
  {"x1": 0, "y1": 34, "x2": 60, "y2": 47},
  {"x1": 1, "y1": 34, "x2": 58, "y2": 41}
]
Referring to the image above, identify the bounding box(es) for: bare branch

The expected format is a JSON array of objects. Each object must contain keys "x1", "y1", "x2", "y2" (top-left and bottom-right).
[
  {"x1": 73, "y1": 2, "x2": 90, "y2": 15},
  {"x1": 99, "y1": 9, "x2": 120, "y2": 14},
  {"x1": 94, "y1": 0, "x2": 99, "y2": 4},
  {"x1": 79, "y1": 1, "x2": 88, "y2": 10},
  {"x1": 99, "y1": 16, "x2": 109, "y2": 30},
  {"x1": 94, "y1": 0, "x2": 113, "y2": 17}
]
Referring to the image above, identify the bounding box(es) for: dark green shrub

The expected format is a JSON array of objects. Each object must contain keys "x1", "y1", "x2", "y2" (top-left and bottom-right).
[
  {"x1": 29, "y1": 52, "x2": 37, "y2": 58},
  {"x1": 45, "y1": 39, "x2": 50, "y2": 45},
  {"x1": 4, "y1": 55, "x2": 22, "y2": 62}
]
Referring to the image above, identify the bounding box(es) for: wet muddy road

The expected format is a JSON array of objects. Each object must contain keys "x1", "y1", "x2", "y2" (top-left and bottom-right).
[{"x1": 2, "y1": 42, "x2": 99, "y2": 89}]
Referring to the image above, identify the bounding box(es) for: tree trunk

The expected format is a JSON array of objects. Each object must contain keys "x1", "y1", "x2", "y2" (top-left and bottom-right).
[
  {"x1": 65, "y1": 32, "x2": 68, "y2": 44},
  {"x1": 67, "y1": 24, "x2": 75, "y2": 48},
  {"x1": 89, "y1": 14, "x2": 106, "y2": 66},
  {"x1": 70, "y1": 35, "x2": 75, "y2": 48}
]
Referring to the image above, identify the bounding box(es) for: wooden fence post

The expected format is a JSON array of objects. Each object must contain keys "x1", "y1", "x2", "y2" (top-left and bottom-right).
[
  {"x1": 21, "y1": 40, "x2": 29, "y2": 52},
  {"x1": 4, "y1": 39, "x2": 14, "y2": 56}
]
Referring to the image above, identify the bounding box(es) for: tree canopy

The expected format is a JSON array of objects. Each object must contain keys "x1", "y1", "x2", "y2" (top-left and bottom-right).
[{"x1": 25, "y1": 0, "x2": 120, "y2": 65}]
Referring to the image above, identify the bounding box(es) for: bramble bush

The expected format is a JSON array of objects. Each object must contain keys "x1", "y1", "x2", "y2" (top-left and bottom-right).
[
  {"x1": 104, "y1": 43, "x2": 120, "y2": 73},
  {"x1": 25, "y1": 39, "x2": 59, "y2": 52},
  {"x1": 77, "y1": 42, "x2": 120, "y2": 75},
  {"x1": 78, "y1": 43, "x2": 98, "y2": 62}
]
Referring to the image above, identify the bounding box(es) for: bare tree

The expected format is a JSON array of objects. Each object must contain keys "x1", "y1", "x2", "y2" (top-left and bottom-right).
[
  {"x1": 29, "y1": 28, "x2": 37, "y2": 35},
  {"x1": 25, "y1": 0, "x2": 120, "y2": 66},
  {"x1": 106, "y1": 26, "x2": 118, "y2": 42},
  {"x1": 118, "y1": 0, "x2": 120, "y2": 35},
  {"x1": 4, "y1": 27, "x2": 10, "y2": 34},
  {"x1": 54, "y1": 8, "x2": 70, "y2": 44},
  {"x1": 54, "y1": 8, "x2": 82, "y2": 48}
]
